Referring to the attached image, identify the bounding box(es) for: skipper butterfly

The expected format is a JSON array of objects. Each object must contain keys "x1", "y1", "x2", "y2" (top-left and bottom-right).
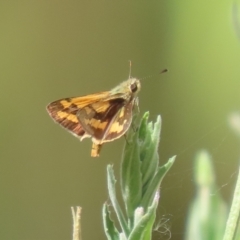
[{"x1": 46, "y1": 77, "x2": 141, "y2": 157}]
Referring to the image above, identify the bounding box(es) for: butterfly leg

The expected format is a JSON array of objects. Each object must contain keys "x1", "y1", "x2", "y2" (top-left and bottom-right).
[
  {"x1": 124, "y1": 134, "x2": 130, "y2": 145},
  {"x1": 134, "y1": 97, "x2": 140, "y2": 113},
  {"x1": 129, "y1": 97, "x2": 139, "y2": 132},
  {"x1": 91, "y1": 143, "x2": 102, "y2": 157}
]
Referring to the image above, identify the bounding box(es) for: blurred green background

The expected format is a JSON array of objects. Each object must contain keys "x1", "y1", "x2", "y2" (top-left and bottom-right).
[{"x1": 1, "y1": 1, "x2": 240, "y2": 240}]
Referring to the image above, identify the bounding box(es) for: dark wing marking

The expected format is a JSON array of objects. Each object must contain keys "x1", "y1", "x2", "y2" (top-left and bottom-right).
[{"x1": 46, "y1": 99, "x2": 85, "y2": 137}]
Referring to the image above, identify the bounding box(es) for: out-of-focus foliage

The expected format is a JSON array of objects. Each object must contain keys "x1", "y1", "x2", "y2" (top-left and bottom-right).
[{"x1": 185, "y1": 151, "x2": 227, "y2": 240}]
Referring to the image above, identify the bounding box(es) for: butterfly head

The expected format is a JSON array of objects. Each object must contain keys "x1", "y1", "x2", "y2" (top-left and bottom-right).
[
  {"x1": 112, "y1": 77, "x2": 141, "y2": 98},
  {"x1": 128, "y1": 78, "x2": 141, "y2": 95}
]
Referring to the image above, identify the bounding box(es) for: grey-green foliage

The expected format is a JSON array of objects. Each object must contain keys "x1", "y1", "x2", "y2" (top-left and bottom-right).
[
  {"x1": 184, "y1": 150, "x2": 227, "y2": 240},
  {"x1": 102, "y1": 112, "x2": 175, "y2": 240}
]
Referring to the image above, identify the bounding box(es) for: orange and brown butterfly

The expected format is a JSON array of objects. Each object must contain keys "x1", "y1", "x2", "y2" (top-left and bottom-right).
[{"x1": 46, "y1": 76, "x2": 141, "y2": 157}]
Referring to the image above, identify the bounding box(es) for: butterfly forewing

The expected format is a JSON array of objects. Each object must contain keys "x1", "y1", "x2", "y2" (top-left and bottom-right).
[
  {"x1": 46, "y1": 99, "x2": 86, "y2": 137},
  {"x1": 46, "y1": 92, "x2": 109, "y2": 138}
]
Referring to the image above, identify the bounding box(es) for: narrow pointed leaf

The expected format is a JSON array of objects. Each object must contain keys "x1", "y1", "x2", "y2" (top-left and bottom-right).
[
  {"x1": 141, "y1": 156, "x2": 175, "y2": 209},
  {"x1": 141, "y1": 116, "x2": 162, "y2": 191},
  {"x1": 121, "y1": 127, "x2": 142, "y2": 222},
  {"x1": 107, "y1": 165, "x2": 129, "y2": 237},
  {"x1": 102, "y1": 203, "x2": 120, "y2": 240}
]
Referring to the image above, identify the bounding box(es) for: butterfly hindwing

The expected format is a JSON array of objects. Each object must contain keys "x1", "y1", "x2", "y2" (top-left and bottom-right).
[
  {"x1": 77, "y1": 98, "x2": 128, "y2": 142},
  {"x1": 103, "y1": 100, "x2": 135, "y2": 142}
]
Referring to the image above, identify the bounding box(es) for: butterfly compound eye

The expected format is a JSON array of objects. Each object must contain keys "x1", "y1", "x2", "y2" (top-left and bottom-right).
[{"x1": 130, "y1": 82, "x2": 138, "y2": 93}]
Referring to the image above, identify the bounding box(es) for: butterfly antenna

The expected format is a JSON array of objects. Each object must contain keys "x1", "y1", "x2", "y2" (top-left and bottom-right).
[
  {"x1": 140, "y1": 68, "x2": 168, "y2": 81},
  {"x1": 160, "y1": 68, "x2": 168, "y2": 74},
  {"x1": 128, "y1": 60, "x2": 132, "y2": 78}
]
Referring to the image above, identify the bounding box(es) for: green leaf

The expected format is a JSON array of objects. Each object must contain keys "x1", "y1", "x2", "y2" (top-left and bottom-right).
[
  {"x1": 128, "y1": 192, "x2": 159, "y2": 240},
  {"x1": 121, "y1": 122, "x2": 142, "y2": 223},
  {"x1": 102, "y1": 203, "x2": 120, "y2": 240},
  {"x1": 138, "y1": 112, "x2": 150, "y2": 142},
  {"x1": 141, "y1": 156, "x2": 176, "y2": 210},
  {"x1": 141, "y1": 115, "x2": 162, "y2": 195},
  {"x1": 107, "y1": 165, "x2": 129, "y2": 237}
]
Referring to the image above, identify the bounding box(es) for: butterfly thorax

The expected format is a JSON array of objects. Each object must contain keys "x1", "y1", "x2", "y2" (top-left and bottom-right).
[{"x1": 109, "y1": 78, "x2": 141, "y2": 102}]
